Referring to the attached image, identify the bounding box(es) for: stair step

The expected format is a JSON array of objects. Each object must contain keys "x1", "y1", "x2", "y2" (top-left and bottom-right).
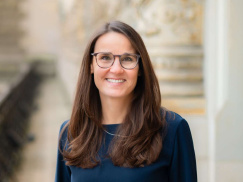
[
  {"x1": 0, "y1": 0, "x2": 22, "y2": 8},
  {"x1": 159, "y1": 82, "x2": 203, "y2": 97},
  {"x1": 152, "y1": 56, "x2": 202, "y2": 69},
  {"x1": 0, "y1": 39, "x2": 22, "y2": 46},
  {"x1": 0, "y1": 47, "x2": 24, "y2": 54},
  {"x1": 0, "y1": 54, "x2": 25, "y2": 62},
  {"x1": 148, "y1": 45, "x2": 203, "y2": 57},
  {"x1": 156, "y1": 69, "x2": 202, "y2": 82},
  {"x1": 0, "y1": 28, "x2": 23, "y2": 35},
  {"x1": 162, "y1": 97, "x2": 205, "y2": 115}
]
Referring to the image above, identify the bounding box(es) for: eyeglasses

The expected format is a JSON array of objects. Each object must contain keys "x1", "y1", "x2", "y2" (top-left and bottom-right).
[{"x1": 91, "y1": 52, "x2": 140, "y2": 70}]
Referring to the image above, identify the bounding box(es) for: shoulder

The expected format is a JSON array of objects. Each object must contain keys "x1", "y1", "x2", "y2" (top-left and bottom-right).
[
  {"x1": 165, "y1": 110, "x2": 188, "y2": 132},
  {"x1": 59, "y1": 120, "x2": 70, "y2": 150},
  {"x1": 162, "y1": 111, "x2": 197, "y2": 180},
  {"x1": 59, "y1": 120, "x2": 69, "y2": 137},
  {"x1": 162, "y1": 110, "x2": 192, "y2": 150},
  {"x1": 60, "y1": 120, "x2": 69, "y2": 130}
]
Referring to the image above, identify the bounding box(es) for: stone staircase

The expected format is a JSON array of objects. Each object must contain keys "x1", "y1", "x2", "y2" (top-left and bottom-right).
[
  {"x1": 0, "y1": 62, "x2": 41, "y2": 181},
  {"x1": 0, "y1": 1, "x2": 32, "y2": 180},
  {"x1": 0, "y1": 0, "x2": 25, "y2": 63}
]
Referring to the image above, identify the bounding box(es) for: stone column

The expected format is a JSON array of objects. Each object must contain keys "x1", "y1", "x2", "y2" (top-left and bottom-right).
[
  {"x1": 205, "y1": 0, "x2": 243, "y2": 181},
  {"x1": 121, "y1": 0, "x2": 205, "y2": 113},
  {"x1": 138, "y1": 0, "x2": 203, "y2": 95}
]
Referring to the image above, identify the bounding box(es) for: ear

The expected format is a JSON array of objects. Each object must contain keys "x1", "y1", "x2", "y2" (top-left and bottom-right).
[{"x1": 90, "y1": 63, "x2": 94, "y2": 74}]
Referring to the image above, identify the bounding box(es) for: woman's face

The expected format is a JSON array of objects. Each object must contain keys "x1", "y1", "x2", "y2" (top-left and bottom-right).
[{"x1": 91, "y1": 32, "x2": 139, "y2": 101}]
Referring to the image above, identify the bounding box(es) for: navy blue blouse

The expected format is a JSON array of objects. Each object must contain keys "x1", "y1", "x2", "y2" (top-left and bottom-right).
[{"x1": 55, "y1": 111, "x2": 197, "y2": 182}]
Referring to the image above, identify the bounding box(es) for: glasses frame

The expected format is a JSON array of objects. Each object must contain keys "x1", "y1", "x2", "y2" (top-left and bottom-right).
[{"x1": 91, "y1": 52, "x2": 140, "y2": 70}]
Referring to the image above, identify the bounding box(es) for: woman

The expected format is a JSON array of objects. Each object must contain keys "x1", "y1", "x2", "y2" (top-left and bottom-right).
[{"x1": 55, "y1": 21, "x2": 197, "y2": 182}]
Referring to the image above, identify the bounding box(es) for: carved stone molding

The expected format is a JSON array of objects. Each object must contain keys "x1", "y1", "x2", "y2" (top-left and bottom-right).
[
  {"x1": 128, "y1": 0, "x2": 204, "y2": 97},
  {"x1": 133, "y1": 0, "x2": 203, "y2": 46}
]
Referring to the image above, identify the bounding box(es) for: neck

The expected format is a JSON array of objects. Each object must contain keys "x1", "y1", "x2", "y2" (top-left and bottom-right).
[{"x1": 100, "y1": 96, "x2": 131, "y2": 125}]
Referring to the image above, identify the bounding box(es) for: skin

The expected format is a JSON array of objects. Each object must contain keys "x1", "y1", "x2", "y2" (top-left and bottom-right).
[{"x1": 90, "y1": 32, "x2": 139, "y2": 124}]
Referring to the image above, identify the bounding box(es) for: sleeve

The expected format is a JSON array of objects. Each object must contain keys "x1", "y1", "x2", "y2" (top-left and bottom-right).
[
  {"x1": 55, "y1": 121, "x2": 71, "y2": 182},
  {"x1": 169, "y1": 119, "x2": 197, "y2": 182}
]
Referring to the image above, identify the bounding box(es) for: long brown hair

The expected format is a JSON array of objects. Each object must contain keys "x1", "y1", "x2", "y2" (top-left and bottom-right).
[{"x1": 60, "y1": 21, "x2": 167, "y2": 168}]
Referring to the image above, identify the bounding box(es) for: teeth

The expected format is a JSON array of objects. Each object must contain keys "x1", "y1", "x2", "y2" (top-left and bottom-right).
[{"x1": 107, "y1": 79, "x2": 125, "y2": 83}]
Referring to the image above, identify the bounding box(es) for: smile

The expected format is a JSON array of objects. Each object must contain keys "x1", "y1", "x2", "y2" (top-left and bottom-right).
[{"x1": 106, "y1": 79, "x2": 125, "y2": 83}]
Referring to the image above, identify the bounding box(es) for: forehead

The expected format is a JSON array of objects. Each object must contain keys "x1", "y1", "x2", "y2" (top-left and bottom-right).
[{"x1": 94, "y1": 32, "x2": 135, "y2": 54}]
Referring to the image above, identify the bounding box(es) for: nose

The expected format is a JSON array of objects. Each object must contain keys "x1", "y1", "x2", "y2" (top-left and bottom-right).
[{"x1": 109, "y1": 56, "x2": 124, "y2": 73}]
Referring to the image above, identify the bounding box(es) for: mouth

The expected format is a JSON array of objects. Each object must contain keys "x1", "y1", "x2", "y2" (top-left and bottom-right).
[{"x1": 106, "y1": 78, "x2": 126, "y2": 83}]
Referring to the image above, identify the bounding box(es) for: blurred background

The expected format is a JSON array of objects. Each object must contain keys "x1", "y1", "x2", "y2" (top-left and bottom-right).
[{"x1": 0, "y1": 0, "x2": 242, "y2": 181}]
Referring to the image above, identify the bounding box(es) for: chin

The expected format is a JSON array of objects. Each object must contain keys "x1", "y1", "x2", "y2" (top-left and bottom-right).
[{"x1": 100, "y1": 92, "x2": 132, "y2": 100}]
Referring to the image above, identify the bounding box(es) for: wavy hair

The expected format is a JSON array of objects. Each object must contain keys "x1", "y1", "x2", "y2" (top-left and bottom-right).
[{"x1": 60, "y1": 21, "x2": 167, "y2": 168}]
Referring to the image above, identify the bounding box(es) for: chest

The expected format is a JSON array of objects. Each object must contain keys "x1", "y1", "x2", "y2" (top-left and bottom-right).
[
  {"x1": 68, "y1": 130, "x2": 172, "y2": 182},
  {"x1": 70, "y1": 156, "x2": 169, "y2": 182}
]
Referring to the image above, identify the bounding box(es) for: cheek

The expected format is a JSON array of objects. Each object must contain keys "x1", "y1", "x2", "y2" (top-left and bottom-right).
[
  {"x1": 91, "y1": 64, "x2": 94, "y2": 74},
  {"x1": 127, "y1": 72, "x2": 139, "y2": 90},
  {"x1": 131, "y1": 69, "x2": 139, "y2": 82},
  {"x1": 93, "y1": 70, "x2": 100, "y2": 86},
  {"x1": 90, "y1": 59, "x2": 96, "y2": 73},
  {"x1": 93, "y1": 68, "x2": 106, "y2": 87}
]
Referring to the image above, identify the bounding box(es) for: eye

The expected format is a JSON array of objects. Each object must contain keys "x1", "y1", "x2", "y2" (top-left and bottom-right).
[
  {"x1": 98, "y1": 53, "x2": 113, "y2": 61},
  {"x1": 101, "y1": 55, "x2": 112, "y2": 60},
  {"x1": 122, "y1": 56, "x2": 134, "y2": 62}
]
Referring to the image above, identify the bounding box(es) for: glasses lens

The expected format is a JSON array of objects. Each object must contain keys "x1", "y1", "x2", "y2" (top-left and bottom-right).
[
  {"x1": 120, "y1": 54, "x2": 138, "y2": 69},
  {"x1": 96, "y1": 53, "x2": 114, "y2": 68}
]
